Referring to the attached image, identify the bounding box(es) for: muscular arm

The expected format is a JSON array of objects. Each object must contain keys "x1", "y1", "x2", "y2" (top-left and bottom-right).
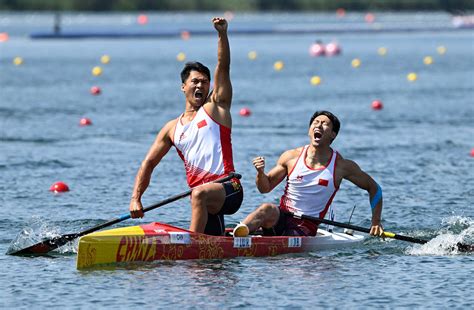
[
  {"x1": 253, "y1": 150, "x2": 296, "y2": 193},
  {"x1": 340, "y1": 158, "x2": 384, "y2": 235},
  {"x1": 210, "y1": 17, "x2": 232, "y2": 112},
  {"x1": 129, "y1": 120, "x2": 175, "y2": 218}
]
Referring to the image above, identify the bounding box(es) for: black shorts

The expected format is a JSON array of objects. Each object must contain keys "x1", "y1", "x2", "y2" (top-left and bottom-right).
[{"x1": 204, "y1": 179, "x2": 243, "y2": 236}]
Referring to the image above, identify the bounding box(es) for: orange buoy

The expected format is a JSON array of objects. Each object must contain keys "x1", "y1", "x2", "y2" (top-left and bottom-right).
[
  {"x1": 90, "y1": 86, "x2": 101, "y2": 95},
  {"x1": 239, "y1": 108, "x2": 251, "y2": 117},
  {"x1": 0, "y1": 32, "x2": 9, "y2": 42},
  {"x1": 79, "y1": 117, "x2": 92, "y2": 126},
  {"x1": 137, "y1": 14, "x2": 148, "y2": 25},
  {"x1": 365, "y1": 13, "x2": 375, "y2": 23},
  {"x1": 181, "y1": 31, "x2": 191, "y2": 40},
  {"x1": 50, "y1": 182, "x2": 69, "y2": 193},
  {"x1": 371, "y1": 100, "x2": 383, "y2": 110},
  {"x1": 470, "y1": 148, "x2": 474, "y2": 157},
  {"x1": 336, "y1": 8, "x2": 346, "y2": 18}
]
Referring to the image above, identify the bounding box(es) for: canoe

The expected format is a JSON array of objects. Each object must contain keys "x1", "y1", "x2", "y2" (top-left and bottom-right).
[{"x1": 76, "y1": 222, "x2": 364, "y2": 269}]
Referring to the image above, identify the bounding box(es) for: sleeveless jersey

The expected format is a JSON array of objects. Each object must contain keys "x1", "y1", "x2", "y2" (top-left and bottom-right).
[
  {"x1": 172, "y1": 107, "x2": 235, "y2": 187},
  {"x1": 280, "y1": 145, "x2": 339, "y2": 219}
]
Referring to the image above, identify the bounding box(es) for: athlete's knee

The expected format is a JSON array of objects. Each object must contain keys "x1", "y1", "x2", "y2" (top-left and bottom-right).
[
  {"x1": 257, "y1": 203, "x2": 279, "y2": 224},
  {"x1": 191, "y1": 188, "x2": 210, "y2": 212},
  {"x1": 191, "y1": 187, "x2": 209, "y2": 202},
  {"x1": 258, "y1": 203, "x2": 277, "y2": 214}
]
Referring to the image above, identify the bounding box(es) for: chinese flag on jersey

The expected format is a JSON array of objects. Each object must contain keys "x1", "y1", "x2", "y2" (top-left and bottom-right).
[
  {"x1": 197, "y1": 120, "x2": 207, "y2": 129},
  {"x1": 318, "y1": 179, "x2": 329, "y2": 186}
]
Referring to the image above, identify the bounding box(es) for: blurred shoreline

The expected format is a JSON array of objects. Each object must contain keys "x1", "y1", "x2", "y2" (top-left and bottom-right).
[{"x1": 0, "y1": 0, "x2": 473, "y2": 12}]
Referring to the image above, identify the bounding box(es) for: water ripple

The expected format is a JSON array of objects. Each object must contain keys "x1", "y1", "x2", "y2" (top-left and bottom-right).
[
  {"x1": 3, "y1": 159, "x2": 74, "y2": 169},
  {"x1": 0, "y1": 136, "x2": 60, "y2": 144}
]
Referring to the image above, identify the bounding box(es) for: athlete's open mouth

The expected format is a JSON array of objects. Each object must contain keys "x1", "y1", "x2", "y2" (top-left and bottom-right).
[
  {"x1": 194, "y1": 90, "x2": 203, "y2": 99},
  {"x1": 313, "y1": 131, "x2": 322, "y2": 140}
]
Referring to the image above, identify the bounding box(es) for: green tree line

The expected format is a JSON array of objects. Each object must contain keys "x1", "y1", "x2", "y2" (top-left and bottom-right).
[{"x1": 0, "y1": 0, "x2": 472, "y2": 12}]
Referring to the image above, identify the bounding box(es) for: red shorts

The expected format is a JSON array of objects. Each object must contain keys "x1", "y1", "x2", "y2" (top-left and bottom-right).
[{"x1": 262, "y1": 211, "x2": 318, "y2": 236}]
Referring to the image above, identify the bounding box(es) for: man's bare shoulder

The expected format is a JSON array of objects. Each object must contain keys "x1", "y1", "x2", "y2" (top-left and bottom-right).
[
  {"x1": 335, "y1": 152, "x2": 360, "y2": 174},
  {"x1": 279, "y1": 146, "x2": 304, "y2": 163},
  {"x1": 157, "y1": 117, "x2": 179, "y2": 139},
  {"x1": 284, "y1": 146, "x2": 304, "y2": 157},
  {"x1": 164, "y1": 117, "x2": 179, "y2": 129}
]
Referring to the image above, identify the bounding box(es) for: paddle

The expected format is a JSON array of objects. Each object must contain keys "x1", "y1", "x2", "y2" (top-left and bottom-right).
[
  {"x1": 290, "y1": 212, "x2": 473, "y2": 252},
  {"x1": 8, "y1": 172, "x2": 241, "y2": 256}
]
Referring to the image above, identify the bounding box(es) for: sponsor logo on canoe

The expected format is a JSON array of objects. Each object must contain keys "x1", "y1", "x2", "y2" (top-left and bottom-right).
[
  {"x1": 233, "y1": 237, "x2": 251, "y2": 248},
  {"x1": 288, "y1": 237, "x2": 302, "y2": 248}
]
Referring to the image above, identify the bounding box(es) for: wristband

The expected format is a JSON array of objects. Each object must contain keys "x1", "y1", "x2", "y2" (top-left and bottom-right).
[{"x1": 370, "y1": 183, "x2": 382, "y2": 210}]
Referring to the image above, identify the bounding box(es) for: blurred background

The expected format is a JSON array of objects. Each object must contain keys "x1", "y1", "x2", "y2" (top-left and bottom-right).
[{"x1": 0, "y1": 0, "x2": 473, "y2": 12}]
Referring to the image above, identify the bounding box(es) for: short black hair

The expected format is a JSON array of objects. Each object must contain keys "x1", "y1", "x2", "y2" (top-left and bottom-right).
[
  {"x1": 180, "y1": 61, "x2": 211, "y2": 83},
  {"x1": 309, "y1": 110, "x2": 340, "y2": 136}
]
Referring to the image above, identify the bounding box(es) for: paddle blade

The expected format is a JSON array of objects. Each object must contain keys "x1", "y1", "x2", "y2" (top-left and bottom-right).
[
  {"x1": 8, "y1": 172, "x2": 242, "y2": 256},
  {"x1": 457, "y1": 242, "x2": 474, "y2": 253},
  {"x1": 6, "y1": 234, "x2": 78, "y2": 256}
]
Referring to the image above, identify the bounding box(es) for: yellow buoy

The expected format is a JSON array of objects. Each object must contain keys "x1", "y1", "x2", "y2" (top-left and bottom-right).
[
  {"x1": 248, "y1": 51, "x2": 257, "y2": 60},
  {"x1": 377, "y1": 47, "x2": 387, "y2": 56},
  {"x1": 176, "y1": 52, "x2": 186, "y2": 62},
  {"x1": 310, "y1": 76, "x2": 322, "y2": 86},
  {"x1": 92, "y1": 66, "x2": 103, "y2": 76},
  {"x1": 273, "y1": 61, "x2": 284, "y2": 71},
  {"x1": 437, "y1": 46, "x2": 447, "y2": 55},
  {"x1": 100, "y1": 55, "x2": 110, "y2": 64},
  {"x1": 351, "y1": 58, "x2": 361, "y2": 68},
  {"x1": 407, "y1": 72, "x2": 417, "y2": 82},
  {"x1": 423, "y1": 56, "x2": 433, "y2": 65},
  {"x1": 13, "y1": 57, "x2": 23, "y2": 66}
]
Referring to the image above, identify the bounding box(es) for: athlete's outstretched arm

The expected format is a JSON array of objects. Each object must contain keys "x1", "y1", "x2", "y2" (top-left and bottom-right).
[
  {"x1": 129, "y1": 120, "x2": 175, "y2": 218},
  {"x1": 210, "y1": 17, "x2": 232, "y2": 110},
  {"x1": 342, "y1": 159, "x2": 384, "y2": 236}
]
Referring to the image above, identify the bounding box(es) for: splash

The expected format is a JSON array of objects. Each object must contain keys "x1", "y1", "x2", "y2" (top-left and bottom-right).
[
  {"x1": 6, "y1": 216, "x2": 78, "y2": 255},
  {"x1": 407, "y1": 216, "x2": 473, "y2": 255}
]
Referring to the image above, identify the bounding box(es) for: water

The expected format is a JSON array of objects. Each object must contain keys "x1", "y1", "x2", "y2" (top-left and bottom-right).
[{"x1": 1, "y1": 12, "x2": 473, "y2": 309}]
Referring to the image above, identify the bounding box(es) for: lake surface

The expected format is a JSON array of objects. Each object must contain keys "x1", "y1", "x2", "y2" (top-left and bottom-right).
[{"x1": 1, "y1": 12, "x2": 473, "y2": 309}]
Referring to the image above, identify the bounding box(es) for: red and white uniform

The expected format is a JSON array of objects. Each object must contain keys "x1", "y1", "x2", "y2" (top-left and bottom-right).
[
  {"x1": 280, "y1": 145, "x2": 339, "y2": 219},
  {"x1": 172, "y1": 107, "x2": 235, "y2": 187}
]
